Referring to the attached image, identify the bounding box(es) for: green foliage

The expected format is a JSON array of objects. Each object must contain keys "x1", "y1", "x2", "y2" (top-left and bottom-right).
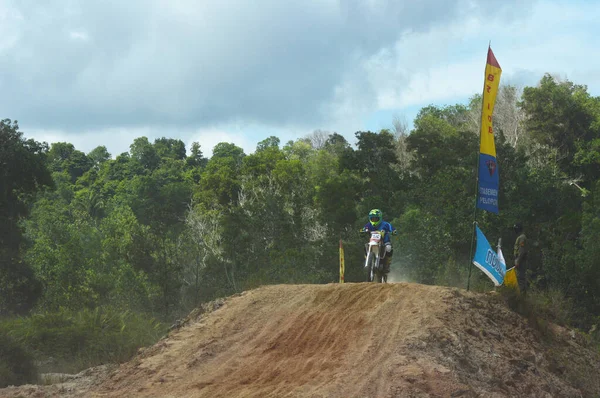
[
  {"x1": 130, "y1": 136, "x2": 160, "y2": 171},
  {"x1": 2, "y1": 72, "x2": 600, "y2": 375},
  {"x1": 47, "y1": 142, "x2": 93, "y2": 183},
  {"x1": 498, "y1": 287, "x2": 578, "y2": 348},
  {"x1": 524, "y1": 288, "x2": 574, "y2": 327},
  {"x1": 0, "y1": 119, "x2": 52, "y2": 315},
  {"x1": 520, "y1": 74, "x2": 600, "y2": 182},
  {"x1": 154, "y1": 137, "x2": 186, "y2": 161},
  {"x1": 87, "y1": 145, "x2": 111, "y2": 168},
  {"x1": 0, "y1": 330, "x2": 38, "y2": 387},
  {"x1": 196, "y1": 144, "x2": 245, "y2": 206},
  {"x1": 1, "y1": 308, "x2": 165, "y2": 374},
  {"x1": 185, "y1": 142, "x2": 207, "y2": 172}
]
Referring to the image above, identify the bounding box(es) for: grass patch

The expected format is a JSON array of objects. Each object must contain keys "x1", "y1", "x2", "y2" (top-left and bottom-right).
[
  {"x1": 499, "y1": 286, "x2": 582, "y2": 344},
  {"x1": 525, "y1": 288, "x2": 574, "y2": 326},
  {"x1": 1, "y1": 307, "x2": 166, "y2": 375},
  {"x1": 0, "y1": 330, "x2": 38, "y2": 387}
]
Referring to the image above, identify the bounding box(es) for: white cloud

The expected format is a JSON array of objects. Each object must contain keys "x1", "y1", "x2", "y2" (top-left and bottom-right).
[
  {"x1": 1, "y1": 0, "x2": 535, "y2": 130},
  {"x1": 5, "y1": 0, "x2": 600, "y2": 155},
  {"x1": 0, "y1": 1, "x2": 23, "y2": 51},
  {"x1": 347, "y1": 0, "x2": 600, "y2": 116},
  {"x1": 69, "y1": 30, "x2": 89, "y2": 41}
]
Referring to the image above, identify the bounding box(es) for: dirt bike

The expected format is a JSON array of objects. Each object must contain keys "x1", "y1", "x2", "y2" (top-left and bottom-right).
[{"x1": 360, "y1": 229, "x2": 388, "y2": 283}]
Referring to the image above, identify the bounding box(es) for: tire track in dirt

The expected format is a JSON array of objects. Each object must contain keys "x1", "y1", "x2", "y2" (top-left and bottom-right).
[
  {"x1": 3, "y1": 282, "x2": 599, "y2": 398},
  {"x1": 90, "y1": 283, "x2": 457, "y2": 398}
]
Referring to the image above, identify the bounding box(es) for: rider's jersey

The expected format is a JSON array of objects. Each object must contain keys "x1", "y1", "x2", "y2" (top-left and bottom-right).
[{"x1": 363, "y1": 221, "x2": 396, "y2": 244}]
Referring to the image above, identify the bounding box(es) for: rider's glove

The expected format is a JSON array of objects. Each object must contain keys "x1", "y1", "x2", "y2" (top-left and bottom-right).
[{"x1": 385, "y1": 243, "x2": 392, "y2": 253}]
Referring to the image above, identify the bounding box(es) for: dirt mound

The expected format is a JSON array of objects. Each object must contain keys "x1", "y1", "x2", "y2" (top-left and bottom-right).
[{"x1": 2, "y1": 283, "x2": 599, "y2": 397}]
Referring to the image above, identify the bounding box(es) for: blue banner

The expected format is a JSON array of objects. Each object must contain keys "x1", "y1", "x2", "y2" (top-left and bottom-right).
[
  {"x1": 472, "y1": 224, "x2": 505, "y2": 286},
  {"x1": 477, "y1": 153, "x2": 499, "y2": 214}
]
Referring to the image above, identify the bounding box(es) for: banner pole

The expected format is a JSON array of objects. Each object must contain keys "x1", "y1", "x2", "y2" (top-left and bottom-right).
[
  {"x1": 339, "y1": 237, "x2": 345, "y2": 284},
  {"x1": 467, "y1": 43, "x2": 491, "y2": 292},
  {"x1": 467, "y1": 204, "x2": 478, "y2": 291}
]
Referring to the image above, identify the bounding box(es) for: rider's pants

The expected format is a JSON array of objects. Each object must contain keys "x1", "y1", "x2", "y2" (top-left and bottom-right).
[{"x1": 383, "y1": 248, "x2": 392, "y2": 274}]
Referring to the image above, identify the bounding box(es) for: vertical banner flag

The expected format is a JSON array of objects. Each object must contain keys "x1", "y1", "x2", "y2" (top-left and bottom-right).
[
  {"x1": 477, "y1": 47, "x2": 502, "y2": 214},
  {"x1": 473, "y1": 225, "x2": 506, "y2": 286},
  {"x1": 339, "y1": 239, "x2": 345, "y2": 283}
]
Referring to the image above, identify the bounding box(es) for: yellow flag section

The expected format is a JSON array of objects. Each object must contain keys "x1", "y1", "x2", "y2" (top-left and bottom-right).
[
  {"x1": 480, "y1": 47, "x2": 502, "y2": 157},
  {"x1": 477, "y1": 46, "x2": 502, "y2": 214},
  {"x1": 339, "y1": 239, "x2": 345, "y2": 283},
  {"x1": 504, "y1": 267, "x2": 520, "y2": 294}
]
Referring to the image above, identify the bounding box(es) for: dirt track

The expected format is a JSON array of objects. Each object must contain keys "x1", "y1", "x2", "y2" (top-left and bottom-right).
[{"x1": 2, "y1": 283, "x2": 600, "y2": 397}]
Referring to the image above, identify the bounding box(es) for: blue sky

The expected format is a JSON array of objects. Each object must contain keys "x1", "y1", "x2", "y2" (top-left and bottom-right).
[{"x1": 1, "y1": 0, "x2": 599, "y2": 157}]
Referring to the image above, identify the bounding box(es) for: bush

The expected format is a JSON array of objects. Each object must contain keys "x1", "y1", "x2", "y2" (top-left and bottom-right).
[
  {"x1": 525, "y1": 288, "x2": 574, "y2": 326},
  {"x1": 0, "y1": 330, "x2": 38, "y2": 387},
  {"x1": 1, "y1": 307, "x2": 166, "y2": 374},
  {"x1": 499, "y1": 285, "x2": 576, "y2": 341}
]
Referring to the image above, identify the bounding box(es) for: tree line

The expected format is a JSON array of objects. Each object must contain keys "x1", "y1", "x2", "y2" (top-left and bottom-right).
[{"x1": 1, "y1": 73, "x2": 599, "y2": 333}]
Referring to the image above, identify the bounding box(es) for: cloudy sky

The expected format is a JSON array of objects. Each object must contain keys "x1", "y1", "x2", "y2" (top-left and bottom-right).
[{"x1": 1, "y1": 0, "x2": 599, "y2": 157}]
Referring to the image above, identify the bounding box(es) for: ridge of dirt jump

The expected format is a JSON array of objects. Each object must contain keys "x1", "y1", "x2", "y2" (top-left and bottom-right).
[{"x1": 2, "y1": 283, "x2": 599, "y2": 397}]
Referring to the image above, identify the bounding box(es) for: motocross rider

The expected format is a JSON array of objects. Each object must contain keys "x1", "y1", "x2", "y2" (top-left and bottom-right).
[{"x1": 362, "y1": 209, "x2": 397, "y2": 274}]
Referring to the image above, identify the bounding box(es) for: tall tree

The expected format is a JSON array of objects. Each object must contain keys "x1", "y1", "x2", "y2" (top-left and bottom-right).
[
  {"x1": 0, "y1": 120, "x2": 53, "y2": 314},
  {"x1": 519, "y1": 74, "x2": 600, "y2": 183},
  {"x1": 88, "y1": 146, "x2": 111, "y2": 168},
  {"x1": 47, "y1": 142, "x2": 93, "y2": 183}
]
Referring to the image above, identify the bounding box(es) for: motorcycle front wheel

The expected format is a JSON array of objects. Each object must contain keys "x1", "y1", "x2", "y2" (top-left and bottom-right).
[
  {"x1": 365, "y1": 251, "x2": 375, "y2": 282},
  {"x1": 374, "y1": 257, "x2": 384, "y2": 283}
]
